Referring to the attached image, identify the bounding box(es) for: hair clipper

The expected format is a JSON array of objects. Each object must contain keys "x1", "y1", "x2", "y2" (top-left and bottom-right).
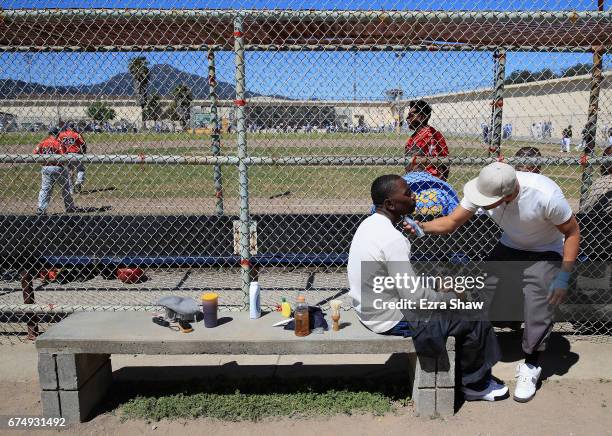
[{"x1": 403, "y1": 216, "x2": 425, "y2": 238}]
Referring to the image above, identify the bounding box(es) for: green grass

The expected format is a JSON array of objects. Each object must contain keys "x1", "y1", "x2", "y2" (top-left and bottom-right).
[
  {"x1": 118, "y1": 376, "x2": 410, "y2": 422},
  {"x1": 116, "y1": 145, "x2": 403, "y2": 157},
  {"x1": 0, "y1": 130, "x2": 573, "y2": 148},
  {"x1": 2, "y1": 131, "x2": 405, "y2": 146},
  {"x1": 0, "y1": 161, "x2": 587, "y2": 202},
  {"x1": 0, "y1": 131, "x2": 592, "y2": 203},
  {"x1": 0, "y1": 131, "x2": 207, "y2": 146}
]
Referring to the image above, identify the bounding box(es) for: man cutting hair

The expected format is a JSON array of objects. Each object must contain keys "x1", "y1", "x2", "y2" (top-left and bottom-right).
[
  {"x1": 405, "y1": 162, "x2": 580, "y2": 403},
  {"x1": 348, "y1": 174, "x2": 508, "y2": 402}
]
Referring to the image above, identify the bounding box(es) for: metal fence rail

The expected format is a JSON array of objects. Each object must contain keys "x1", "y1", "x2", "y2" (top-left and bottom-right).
[{"x1": 0, "y1": 4, "x2": 611, "y2": 342}]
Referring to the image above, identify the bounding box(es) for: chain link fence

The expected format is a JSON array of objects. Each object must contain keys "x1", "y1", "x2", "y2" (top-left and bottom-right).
[{"x1": 0, "y1": 4, "x2": 611, "y2": 342}]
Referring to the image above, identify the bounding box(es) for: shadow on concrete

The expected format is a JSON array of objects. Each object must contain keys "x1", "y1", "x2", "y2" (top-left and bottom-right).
[
  {"x1": 496, "y1": 331, "x2": 580, "y2": 380},
  {"x1": 338, "y1": 321, "x2": 352, "y2": 330},
  {"x1": 217, "y1": 316, "x2": 233, "y2": 326},
  {"x1": 454, "y1": 332, "x2": 579, "y2": 413},
  {"x1": 111, "y1": 352, "x2": 412, "y2": 383}
]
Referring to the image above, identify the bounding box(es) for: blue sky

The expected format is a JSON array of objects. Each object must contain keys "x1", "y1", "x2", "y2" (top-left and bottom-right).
[
  {"x1": 1, "y1": 48, "x2": 604, "y2": 100},
  {"x1": 0, "y1": 1, "x2": 608, "y2": 99}
]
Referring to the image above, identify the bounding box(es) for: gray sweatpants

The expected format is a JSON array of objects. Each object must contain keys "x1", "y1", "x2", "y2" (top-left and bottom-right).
[
  {"x1": 38, "y1": 165, "x2": 75, "y2": 212},
  {"x1": 486, "y1": 243, "x2": 560, "y2": 355}
]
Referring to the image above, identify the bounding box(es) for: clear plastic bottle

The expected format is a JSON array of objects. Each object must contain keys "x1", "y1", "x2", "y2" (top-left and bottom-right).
[{"x1": 294, "y1": 295, "x2": 310, "y2": 337}]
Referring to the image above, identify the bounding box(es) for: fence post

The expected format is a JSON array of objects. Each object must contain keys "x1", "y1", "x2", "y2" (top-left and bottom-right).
[
  {"x1": 234, "y1": 14, "x2": 251, "y2": 305},
  {"x1": 208, "y1": 48, "x2": 224, "y2": 216},
  {"x1": 21, "y1": 271, "x2": 38, "y2": 339},
  {"x1": 579, "y1": 47, "x2": 605, "y2": 207},
  {"x1": 489, "y1": 48, "x2": 506, "y2": 159}
]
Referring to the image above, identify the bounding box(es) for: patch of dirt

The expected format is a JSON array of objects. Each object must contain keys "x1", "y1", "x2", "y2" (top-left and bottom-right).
[{"x1": 1, "y1": 379, "x2": 610, "y2": 436}]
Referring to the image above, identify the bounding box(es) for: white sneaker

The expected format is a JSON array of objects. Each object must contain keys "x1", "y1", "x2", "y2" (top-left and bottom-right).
[
  {"x1": 462, "y1": 379, "x2": 509, "y2": 402},
  {"x1": 514, "y1": 363, "x2": 542, "y2": 403}
]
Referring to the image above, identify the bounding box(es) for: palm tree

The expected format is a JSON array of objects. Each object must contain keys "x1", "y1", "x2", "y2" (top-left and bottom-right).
[
  {"x1": 169, "y1": 84, "x2": 193, "y2": 129},
  {"x1": 128, "y1": 57, "x2": 150, "y2": 127},
  {"x1": 143, "y1": 94, "x2": 164, "y2": 123}
]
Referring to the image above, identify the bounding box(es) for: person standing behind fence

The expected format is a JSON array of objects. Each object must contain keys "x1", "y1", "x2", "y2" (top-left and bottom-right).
[
  {"x1": 404, "y1": 100, "x2": 450, "y2": 181},
  {"x1": 561, "y1": 125, "x2": 572, "y2": 153},
  {"x1": 58, "y1": 123, "x2": 87, "y2": 193},
  {"x1": 34, "y1": 127, "x2": 76, "y2": 215},
  {"x1": 514, "y1": 146, "x2": 542, "y2": 174},
  {"x1": 403, "y1": 162, "x2": 580, "y2": 403},
  {"x1": 576, "y1": 126, "x2": 588, "y2": 151},
  {"x1": 581, "y1": 146, "x2": 612, "y2": 214},
  {"x1": 481, "y1": 123, "x2": 490, "y2": 145}
]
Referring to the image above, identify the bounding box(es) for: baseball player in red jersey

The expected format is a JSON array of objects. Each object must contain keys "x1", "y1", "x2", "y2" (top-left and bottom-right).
[
  {"x1": 404, "y1": 99, "x2": 450, "y2": 181},
  {"x1": 34, "y1": 127, "x2": 76, "y2": 215},
  {"x1": 58, "y1": 123, "x2": 87, "y2": 193}
]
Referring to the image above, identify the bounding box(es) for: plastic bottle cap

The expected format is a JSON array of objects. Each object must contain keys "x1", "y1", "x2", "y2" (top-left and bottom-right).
[
  {"x1": 296, "y1": 295, "x2": 305, "y2": 303},
  {"x1": 201, "y1": 292, "x2": 218, "y2": 301}
]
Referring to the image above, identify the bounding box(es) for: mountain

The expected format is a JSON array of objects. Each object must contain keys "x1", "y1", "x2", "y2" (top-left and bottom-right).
[{"x1": 0, "y1": 64, "x2": 284, "y2": 100}]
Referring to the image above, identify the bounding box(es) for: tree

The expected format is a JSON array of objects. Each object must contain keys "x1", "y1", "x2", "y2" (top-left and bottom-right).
[
  {"x1": 128, "y1": 56, "x2": 150, "y2": 125},
  {"x1": 535, "y1": 68, "x2": 556, "y2": 81},
  {"x1": 86, "y1": 102, "x2": 116, "y2": 122},
  {"x1": 562, "y1": 63, "x2": 592, "y2": 78},
  {"x1": 505, "y1": 62, "x2": 597, "y2": 85},
  {"x1": 167, "y1": 84, "x2": 193, "y2": 129},
  {"x1": 143, "y1": 94, "x2": 165, "y2": 122},
  {"x1": 505, "y1": 69, "x2": 531, "y2": 85}
]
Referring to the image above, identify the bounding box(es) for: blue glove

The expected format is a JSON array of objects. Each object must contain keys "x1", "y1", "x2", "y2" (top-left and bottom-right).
[{"x1": 549, "y1": 270, "x2": 571, "y2": 292}]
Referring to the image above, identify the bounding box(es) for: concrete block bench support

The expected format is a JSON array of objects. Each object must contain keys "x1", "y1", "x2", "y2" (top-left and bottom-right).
[
  {"x1": 38, "y1": 352, "x2": 112, "y2": 423},
  {"x1": 37, "y1": 311, "x2": 456, "y2": 423},
  {"x1": 413, "y1": 350, "x2": 456, "y2": 416}
]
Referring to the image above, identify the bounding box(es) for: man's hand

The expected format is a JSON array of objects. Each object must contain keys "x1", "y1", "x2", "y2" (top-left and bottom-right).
[
  {"x1": 548, "y1": 270, "x2": 570, "y2": 305},
  {"x1": 548, "y1": 288, "x2": 568, "y2": 305},
  {"x1": 401, "y1": 217, "x2": 425, "y2": 237},
  {"x1": 406, "y1": 155, "x2": 427, "y2": 173},
  {"x1": 453, "y1": 289, "x2": 469, "y2": 301},
  {"x1": 436, "y1": 283, "x2": 467, "y2": 301}
]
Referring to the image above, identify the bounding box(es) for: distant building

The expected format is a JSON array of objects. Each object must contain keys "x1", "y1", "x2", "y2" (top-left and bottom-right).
[
  {"x1": 0, "y1": 71, "x2": 610, "y2": 141},
  {"x1": 0, "y1": 111, "x2": 17, "y2": 132},
  {"x1": 246, "y1": 104, "x2": 336, "y2": 129}
]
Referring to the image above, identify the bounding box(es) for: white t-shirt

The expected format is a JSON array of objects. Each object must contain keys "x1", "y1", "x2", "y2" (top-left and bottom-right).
[
  {"x1": 347, "y1": 213, "x2": 453, "y2": 333},
  {"x1": 460, "y1": 171, "x2": 573, "y2": 255}
]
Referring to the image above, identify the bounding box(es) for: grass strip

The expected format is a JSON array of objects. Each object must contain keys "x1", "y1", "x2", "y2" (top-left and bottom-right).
[{"x1": 118, "y1": 376, "x2": 411, "y2": 422}]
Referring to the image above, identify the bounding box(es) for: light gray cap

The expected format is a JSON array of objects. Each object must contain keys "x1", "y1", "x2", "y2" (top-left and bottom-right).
[{"x1": 463, "y1": 162, "x2": 517, "y2": 206}]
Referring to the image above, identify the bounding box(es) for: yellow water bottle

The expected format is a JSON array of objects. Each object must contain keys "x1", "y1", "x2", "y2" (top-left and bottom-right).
[{"x1": 281, "y1": 297, "x2": 292, "y2": 317}]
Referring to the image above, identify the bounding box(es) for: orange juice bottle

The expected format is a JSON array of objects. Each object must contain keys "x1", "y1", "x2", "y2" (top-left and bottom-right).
[{"x1": 294, "y1": 295, "x2": 310, "y2": 337}]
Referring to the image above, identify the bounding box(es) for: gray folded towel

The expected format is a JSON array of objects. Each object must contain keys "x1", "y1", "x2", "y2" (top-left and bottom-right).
[{"x1": 156, "y1": 296, "x2": 200, "y2": 321}]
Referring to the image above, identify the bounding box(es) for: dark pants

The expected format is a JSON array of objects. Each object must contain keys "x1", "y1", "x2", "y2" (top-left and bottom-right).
[
  {"x1": 486, "y1": 243, "x2": 561, "y2": 354},
  {"x1": 385, "y1": 318, "x2": 501, "y2": 387}
]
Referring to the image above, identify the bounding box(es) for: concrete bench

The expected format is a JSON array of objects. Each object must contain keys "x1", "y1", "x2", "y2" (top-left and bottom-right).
[{"x1": 36, "y1": 311, "x2": 456, "y2": 423}]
